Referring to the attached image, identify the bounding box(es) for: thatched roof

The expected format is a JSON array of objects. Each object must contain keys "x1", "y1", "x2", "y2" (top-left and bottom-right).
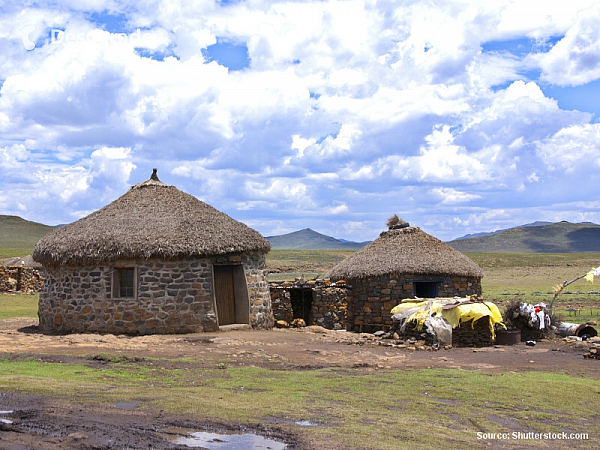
[
  {"x1": 326, "y1": 226, "x2": 483, "y2": 280},
  {"x1": 33, "y1": 170, "x2": 271, "y2": 266}
]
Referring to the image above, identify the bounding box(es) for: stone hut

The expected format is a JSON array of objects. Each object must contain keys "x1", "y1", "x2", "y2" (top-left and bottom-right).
[
  {"x1": 33, "y1": 170, "x2": 273, "y2": 335},
  {"x1": 326, "y1": 224, "x2": 483, "y2": 332}
]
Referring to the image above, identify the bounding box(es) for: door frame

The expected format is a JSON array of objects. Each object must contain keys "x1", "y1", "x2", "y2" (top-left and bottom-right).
[{"x1": 211, "y1": 264, "x2": 250, "y2": 327}]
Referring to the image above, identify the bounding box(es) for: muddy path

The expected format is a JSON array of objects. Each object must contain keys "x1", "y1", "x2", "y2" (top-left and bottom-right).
[
  {"x1": 0, "y1": 318, "x2": 596, "y2": 375},
  {"x1": 0, "y1": 392, "x2": 298, "y2": 450}
]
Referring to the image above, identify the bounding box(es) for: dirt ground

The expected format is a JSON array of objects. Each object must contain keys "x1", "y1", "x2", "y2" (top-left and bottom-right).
[{"x1": 0, "y1": 318, "x2": 598, "y2": 449}]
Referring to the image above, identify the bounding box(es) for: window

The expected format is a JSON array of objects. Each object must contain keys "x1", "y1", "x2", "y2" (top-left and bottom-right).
[
  {"x1": 113, "y1": 267, "x2": 136, "y2": 299},
  {"x1": 413, "y1": 281, "x2": 438, "y2": 298}
]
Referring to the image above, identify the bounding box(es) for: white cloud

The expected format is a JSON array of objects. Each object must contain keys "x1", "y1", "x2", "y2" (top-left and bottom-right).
[
  {"x1": 244, "y1": 178, "x2": 309, "y2": 203},
  {"x1": 430, "y1": 187, "x2": 482, "y2": 204},
  {"x1": 535, "y1": 123, "x2": 600, "y2": 172},
  {"x1": 533, "y1": 3, "x2": 600, "y2": 86},
  {"x1": 326, "y1": 203, "x2": 349, "y2": 214}
]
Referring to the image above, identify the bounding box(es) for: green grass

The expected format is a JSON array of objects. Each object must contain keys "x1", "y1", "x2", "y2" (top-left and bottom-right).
[
  {"x1": 0, "y1": 215, "x2": 55, "y2": 258},
  {"x1": 0, "y1": 248, "x2": 39, "y2": 259},
  {"x1": 0, "y1": 293, "x2": 39, "y2": 320},
  {"x1": 466, "y1": 253, "x2": 600, "y2": 304},
  {"x1": 0, "y1": 359, "x2": 598, "y2": 449},
  {"x1": 267, "y1": 249, "x2": 356, "y2": 280}
]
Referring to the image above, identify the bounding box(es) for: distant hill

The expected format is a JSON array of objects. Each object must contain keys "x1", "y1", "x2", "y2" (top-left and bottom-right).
[
  {"x1": 267, "y1": 228, "x2": 369, "y2": 250},
  {"x1": 453, "y1": 221, "x2": 553, "y2": 240},
  {"x1": 448, "y1": 221, "x2": 600, "y2": 253},
  {"x1": 0, "y1": 215, "x2": 55, "y2": 258}
]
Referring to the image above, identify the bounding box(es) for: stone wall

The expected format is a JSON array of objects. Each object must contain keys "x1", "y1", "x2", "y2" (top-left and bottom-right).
[
  {"x1": 38, "y1": 252, "x2": 272, "y2": 335},
  {"x1": 270, "y1": 278, "x2": 349, "y2": 330},
  {"x1": 0, "y1": 266, "x2": 43, "y2": 293},
  {"x1": 347, "y1": 274, "x2": 482, "y2": 332}
]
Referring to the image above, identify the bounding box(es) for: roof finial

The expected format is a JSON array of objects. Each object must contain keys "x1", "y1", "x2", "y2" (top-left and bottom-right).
[{"x1": 151, "y1": 168, "x2": 159, "y2": 181}]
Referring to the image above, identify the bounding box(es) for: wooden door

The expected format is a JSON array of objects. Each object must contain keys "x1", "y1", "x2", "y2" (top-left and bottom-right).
[{"x1": 214, "y1": 265, "x2": 235, "y2": 325}]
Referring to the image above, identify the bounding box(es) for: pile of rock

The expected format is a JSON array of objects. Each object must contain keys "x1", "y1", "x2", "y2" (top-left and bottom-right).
[
  {"x1": 583, "y1": 344, "x2": 599, "y2": 360},
  {"x1": 0, "y1": 266, "x2": 43, "y2": 293}
]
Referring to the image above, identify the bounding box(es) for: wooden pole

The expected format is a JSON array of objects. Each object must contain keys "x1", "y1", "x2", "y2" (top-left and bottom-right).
[{"x1": 549, "y1": 273, "x2": 588, "y2": 313}]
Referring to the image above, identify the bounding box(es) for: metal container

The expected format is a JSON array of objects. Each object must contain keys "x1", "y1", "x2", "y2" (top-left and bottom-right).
[
  {"x1": 495, "y1": 328, "x2": 521, "y2": 345},
  {"x1": 557, "y1": 322, "x2": 598, "y2": 338}
]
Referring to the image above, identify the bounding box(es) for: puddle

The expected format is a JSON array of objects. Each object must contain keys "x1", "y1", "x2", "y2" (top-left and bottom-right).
[
  {"x1": 294, "y1": 420, "x2": 318, "y2": 427},
  {"x1": 0, "y1": 410, "x2": 13, "y2": 424},
  {"x1": 265, "y1": 417, "x2": 322, "y2": 427},
  {"x1": 114, "y1": 401, "x2": 141, "y2": 410},
  {"x1": 165, "y1": 430, "x2": 286, "y2": 449}
]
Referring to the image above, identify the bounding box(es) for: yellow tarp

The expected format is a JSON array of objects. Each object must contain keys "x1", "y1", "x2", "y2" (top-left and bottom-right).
[
  {"x1": 390, "y1": 298, "x2": 505, "y2": 339},
  {"x1": 441, "y1": 301, "x2": 505, "y2": 339}
]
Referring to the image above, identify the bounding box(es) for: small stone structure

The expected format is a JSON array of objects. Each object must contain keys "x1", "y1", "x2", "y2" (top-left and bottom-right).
[
  {"x1": 270, "y1": 279, "x2": 349, "y2": 330},
  {"x1": 33, "y1": 170, "x2": 273, "y2": 335},
  {"x1": 348, "y1": 274, "x2": 481, "y2": 331},
  {"x1": 327, "y1": 225, "x2": 484, "y2": 332},
  {"x1": 0, "y1": 266, "x2": 43, "y2": 293}
]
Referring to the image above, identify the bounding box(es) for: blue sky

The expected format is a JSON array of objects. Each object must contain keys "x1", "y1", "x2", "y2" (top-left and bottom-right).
[{"x1": 1, "y1": 0, "x2": 600, "y2": 242}]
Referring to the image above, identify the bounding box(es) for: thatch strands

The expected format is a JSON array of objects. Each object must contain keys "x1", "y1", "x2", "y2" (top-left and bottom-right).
[
  {"x1": 33, "y1": 171, "x2": 271, "y2": 266},
  {"x1": 327, "y1": 227, "x2": 483, "y2": 280}
]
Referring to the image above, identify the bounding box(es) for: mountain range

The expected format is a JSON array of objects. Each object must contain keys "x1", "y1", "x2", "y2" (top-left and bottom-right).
[{"x1": 447, "y1": 221, "x2": 600, "y2": 253}]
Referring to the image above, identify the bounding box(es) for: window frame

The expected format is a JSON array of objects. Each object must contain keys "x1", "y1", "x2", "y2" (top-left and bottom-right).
[{"x1": 112, "y1": 267, "x2": 137, "y2": 300}]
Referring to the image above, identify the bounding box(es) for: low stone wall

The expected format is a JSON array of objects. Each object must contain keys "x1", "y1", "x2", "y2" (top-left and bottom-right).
[
  {"x1": 38, "y1": 252, "x2": 272, "y2": 335},
  {"x1": 0, "y1": 266, "x2": 43, "y2": 293},
  {"x1": 270, "y1": 279, "x2": 349, "y2": 330},
  {"x1": 347, "y1": 274, "x2": 482, "y2": 332}
]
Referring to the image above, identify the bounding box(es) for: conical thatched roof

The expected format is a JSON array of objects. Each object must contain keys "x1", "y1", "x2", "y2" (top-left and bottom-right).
[
  {"x1": 33, "y1": 170, "x2": 271, "y2": 266},
  {"x1": 327, "y1": 226, "x2": 483, "y2": 280}
]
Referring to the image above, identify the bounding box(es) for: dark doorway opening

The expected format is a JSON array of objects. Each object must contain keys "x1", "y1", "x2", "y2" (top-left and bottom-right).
[
  {"x1": 289, "y1": 289, "x2": 313, "y2": 324},
  {"x1": 414, "y1": 281, "x2": 438, "y2": 298}
]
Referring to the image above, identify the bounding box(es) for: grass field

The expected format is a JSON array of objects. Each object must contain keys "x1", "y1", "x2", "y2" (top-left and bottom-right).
[
  {"x1": 0, "y1": 215, "x2": 54, "y2": 259},
  {"x1": 0, "y1": 293, "x2": 39, "y2": 320},
  {"x1": 0, "y1": 358, "x2": 597, "y2": 449}
]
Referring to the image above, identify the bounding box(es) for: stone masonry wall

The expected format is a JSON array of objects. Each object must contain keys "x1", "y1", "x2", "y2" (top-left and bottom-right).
[
  {"x1": 347, "y1": 274, "x2": 482, "y2": 332},
  {"x1": 38, "y1": 252, "x2": 272, "y2": 335},
  {"x1": 0, "y1": 266, "x2": 43, "y2": 293},
  {"x1": 270, "y1": 278, "x2": 349, "y2": 330}
]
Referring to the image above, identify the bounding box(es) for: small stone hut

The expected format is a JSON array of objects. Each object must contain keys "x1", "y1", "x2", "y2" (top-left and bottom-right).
[
  {"x1": 327, "y1": 225, "x2": 483, "y2": 332},
  {"x1": 33, "y1": 170, "x2": 273, "y2": 335}
]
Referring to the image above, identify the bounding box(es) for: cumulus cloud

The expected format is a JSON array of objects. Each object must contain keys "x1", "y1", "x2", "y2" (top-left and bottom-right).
[
  {"x1": 533, "y1": 3, "x2": 600, "y2": 86},
  {"x1": 430, "y1": 187, "x2": 482, "y2": 204},
  {"x1": 535, "y1": 123, "x2": 600, "y2": 172}
]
